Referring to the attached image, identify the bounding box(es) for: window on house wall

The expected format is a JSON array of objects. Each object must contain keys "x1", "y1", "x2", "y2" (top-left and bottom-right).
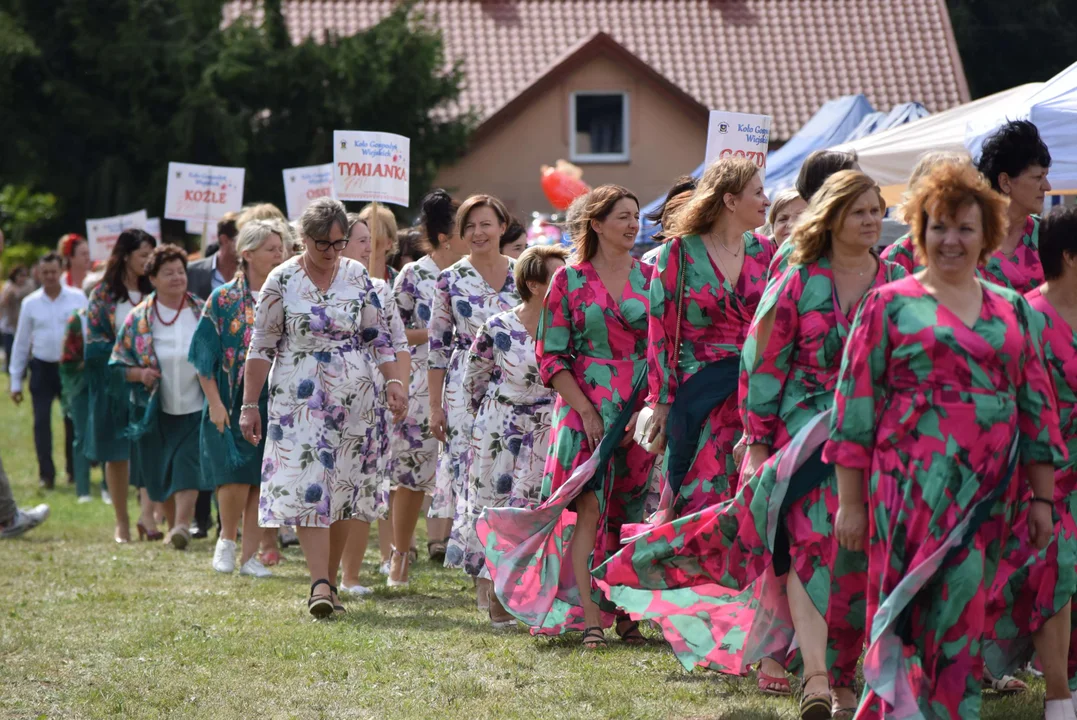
[{"x1": 570, "y1": 92, "x2": 629, "y2": 163}]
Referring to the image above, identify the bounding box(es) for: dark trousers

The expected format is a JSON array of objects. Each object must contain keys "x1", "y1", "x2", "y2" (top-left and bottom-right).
[
  {"x1": 29, "y1": 359, "x2": 73, "y2": 484},
  {"x1": 1, "y1": 332, "x2": 13, "y2": 374},
  {"x1": 194, "y1": 489, "x2": 216, "y2": 535}
]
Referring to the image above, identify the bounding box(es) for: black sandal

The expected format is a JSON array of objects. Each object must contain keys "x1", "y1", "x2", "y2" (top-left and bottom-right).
[
  {"x1": 582, "y1": 625, "x2": 608, "y2": 649},
  {"x1": 329, "y1": 584, "x2": 346, "y2": 614},
  {"x1": 615, "y1": 617, "x2": 646, "y2": 646},
  {"x1": 799, "y1": 670, "x2": 832, "y2": 720},
  {"x1": 308, "y1": 579, "x2": 334, "y2": 619}
]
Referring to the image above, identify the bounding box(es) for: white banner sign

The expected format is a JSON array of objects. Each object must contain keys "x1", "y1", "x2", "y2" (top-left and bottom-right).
[
  {"x1": 705, "y1": 111, "x2": 772, "y2": 180},
  {"x1": 85, "y1": 210, "x2": 149, "y2": 262},
  {"x1": 333, "y1": 130, "x2": 410, "y2": 207},
  {"x1": 145, "y1": 217, "x2": 161, "y2": 241},
  {"x1": 165, "y1": 162, "x2": 245, "y2": 222},
  {"x1": 283, "y1": 163, "x2": 336, "y2": 219}
]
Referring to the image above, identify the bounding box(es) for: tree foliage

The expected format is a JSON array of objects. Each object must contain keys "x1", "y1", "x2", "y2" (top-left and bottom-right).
[
  {"x1": 1, "y1": 0, "x2": 474, "y2": 244},
  {"x1": 947, "y1": 0, "x2": 1077, "y2": 99}
]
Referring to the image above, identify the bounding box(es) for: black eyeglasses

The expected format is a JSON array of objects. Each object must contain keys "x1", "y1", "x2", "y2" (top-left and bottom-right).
[{"x1": 310, "y1": 237, "x2": 350, "y2": 252}]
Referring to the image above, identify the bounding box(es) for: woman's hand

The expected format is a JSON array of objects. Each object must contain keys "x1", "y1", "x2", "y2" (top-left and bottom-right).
[
  {"x1": 620, "y1": 411, "x2": 640, "y2": 448},
  {"x1": 209, "y1": 400, "x2": 230, "y2": 434},
  {"x1": 744, "y1": 444, "x2": 770, "y2": 480},
  {"x1": 239, "y1": 406, "x2": 262, "y2": 446},
  {"x1": 646, "y1": 403, "x2": 671, "y2": 450},
  {"x1": 139, "y1": 368, "x2": 161, "y2": 389},
  {"x1": 430, "y1": 406, "x2": 447, "y2": 443},
  {"x1": 835, "y1": 503, "x2": 868, "y2": 552},
  {"x1": 732, "y1": 437, "x2": 747, "y2": 467},
  {"x1": 581, "y1": 406, "x2": 605, "y2": 452},
  {"x1": 387, "y1": 384, "x2": 408, "y2": 423},
  {"x1": 1028, "y1": 501, "x2": 1055, "y2": 551}
]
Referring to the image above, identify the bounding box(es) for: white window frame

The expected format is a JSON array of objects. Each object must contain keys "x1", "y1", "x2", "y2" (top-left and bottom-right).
[{"x1": 569, "y1": 91, "x2": 630, "y2": 164}]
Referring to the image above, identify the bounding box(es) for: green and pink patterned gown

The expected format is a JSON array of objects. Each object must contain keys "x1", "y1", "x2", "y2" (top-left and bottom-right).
[
  {"x1": 980, "y1": 214, "x2": 1042, "y2": 293},
  {"x1": 478, "y1": 260, "x2": 655, "y2": 634},
  {"x1": 823, "y1": 275, "x2": 1065, "y2": 720},
  {"x1": 648, "y1": 233, "x2": 775, "y2": 515},
  {"x1": 595, "y1": 255, "x2": 904, "y2": 680},
  {"x1": 880, "y1": 233, "x2": 921, "y2": 274},
  {"x1": 985, "y1": 286, "x2": 1077, "y2": 684}
]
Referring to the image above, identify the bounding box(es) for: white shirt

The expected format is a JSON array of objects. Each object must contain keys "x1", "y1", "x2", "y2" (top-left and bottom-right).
[
  {"x1": 9, "y1": 285, "x2": 88, "y2": 392},
  {"x1": 114, "y1": 291, "x2": 144, "y2": 335},
  {"x1": 151, "y1": 306, "x2": 204, "y2": 415}
]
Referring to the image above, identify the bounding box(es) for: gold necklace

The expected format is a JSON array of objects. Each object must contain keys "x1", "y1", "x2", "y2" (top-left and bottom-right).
[
  {"x1": 302, "y1": 255, "x2": 339, "y2": 294},
  {"x1": 707, "y1": 231, "x2": 742, "y2": 258}
]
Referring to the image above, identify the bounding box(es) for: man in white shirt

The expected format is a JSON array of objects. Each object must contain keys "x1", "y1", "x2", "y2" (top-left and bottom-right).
[{"x1": 9, "y1": 253, "x2": 88, "y2": 489}]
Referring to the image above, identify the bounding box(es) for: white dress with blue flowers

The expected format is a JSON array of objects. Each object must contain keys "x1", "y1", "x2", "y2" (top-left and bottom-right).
[
  {"x1": 248, "y1": 256, "x2": 395, "y2": 528},
  {"x1": 458, "y1": 309, "x2": 554, "y2": 578},
  {"x1": 428, "y1": 256, "x2": 519, "y2": 568},
  {"x1": 389, "y1": 255, "x2": 442, "y2": 494}
]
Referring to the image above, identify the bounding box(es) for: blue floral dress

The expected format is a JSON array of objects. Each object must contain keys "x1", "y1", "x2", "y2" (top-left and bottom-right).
[{"x1": 248, "y1": 257, "x2": 394, "y2": 528}]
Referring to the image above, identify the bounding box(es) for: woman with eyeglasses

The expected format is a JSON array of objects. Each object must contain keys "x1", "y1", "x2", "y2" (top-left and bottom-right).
[{"x1": 239, "y1": 198, "x2": 408, "y2": 618}]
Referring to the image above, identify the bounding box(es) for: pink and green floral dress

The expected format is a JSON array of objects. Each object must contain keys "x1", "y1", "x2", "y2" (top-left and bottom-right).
[
  {"x1": 248, "y1": 257, "x2": 395, "y2": 528},
  {"x1": 985, "y1": 286, "x2": 1077, "y2": 685},
  {"x1": 880, "y1": 232, "x2": 921, "y2": 274},
  {"x1": 459, "y1": 309, "x2": 554, "y2": 579},
  {"x1": 595, "y1": 255, "x2": 904, "y2": 682},
  {"x1": 823, "y1": 276, "x2": 1065, "y2": 719},
  {"x1": 479, "y1": 260, "x2": 655, "y2": 634},
  {"x1": 429, "y1": 257, "x2": 518, "y2": 567},
  {"x1": 980, "y1": 214, "x2": 1042, "y2": 293},
  {"x1": 648, "y1": 232, "x2": 774, "y2": 514}
]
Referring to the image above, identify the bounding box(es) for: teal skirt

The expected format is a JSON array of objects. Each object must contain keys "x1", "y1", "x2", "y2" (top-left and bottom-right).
[
  {"x1": 135, "y1": 411, "x2": 209, "y2": 502},
  {"x1": 200, "y1": 388, "x2": 268, "y2": 489},
  {"x1": 86, "y1": 363, "x2": 132, "y2": 464}
]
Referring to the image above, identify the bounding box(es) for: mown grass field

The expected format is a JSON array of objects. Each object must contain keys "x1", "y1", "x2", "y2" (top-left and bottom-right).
[{"x1": 0, "y1": 391, "x2": 1046, "y2": 719}]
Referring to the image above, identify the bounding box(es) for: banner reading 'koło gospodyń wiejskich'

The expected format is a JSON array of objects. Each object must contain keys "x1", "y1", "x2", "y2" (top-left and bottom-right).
[
  {"x1": 333, "y1": 131, "x2": 410, "y2": 207},
  {"x1": 283, "y1": 163, "x2": 336, "y2": 220},
  {"x1": 164, "y1": 162, "x2": 245, "y2": 223},
  {"x1": 704, "y1": 111, "x2": 772, "y2": 181}
]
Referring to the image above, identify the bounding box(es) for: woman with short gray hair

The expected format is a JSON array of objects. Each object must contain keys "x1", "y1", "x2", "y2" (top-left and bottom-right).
[
  {"x1": 239, "y1": 197, "x2": 408, "y2": 617},
  {"x1": 190, "y1": 218, "x2": 289, "y2": 578}
]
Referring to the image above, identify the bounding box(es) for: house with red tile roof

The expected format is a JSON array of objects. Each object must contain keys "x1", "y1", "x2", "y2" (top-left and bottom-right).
[{"x1": 226, "y1": 0, "x2": 970, "y2": 216}]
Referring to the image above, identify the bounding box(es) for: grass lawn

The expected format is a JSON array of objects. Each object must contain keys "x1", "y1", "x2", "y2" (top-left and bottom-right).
[{"x1": 0, "y1": 391, "x2": 1048, "y2": 719}]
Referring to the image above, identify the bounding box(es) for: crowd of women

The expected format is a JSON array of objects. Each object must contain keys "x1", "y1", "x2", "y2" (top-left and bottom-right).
[{"x1": 32, "y1": 115, "x2": 1077, "y2": 719}]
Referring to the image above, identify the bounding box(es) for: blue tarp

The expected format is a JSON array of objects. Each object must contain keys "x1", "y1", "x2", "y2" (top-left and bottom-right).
[{"x1": 636, "y1": 96, "x2": 929, "y2": 244}]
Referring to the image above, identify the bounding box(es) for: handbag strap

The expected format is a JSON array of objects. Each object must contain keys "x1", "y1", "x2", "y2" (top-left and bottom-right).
[{"x1": 672, "y1": 238, "x2": 686, "y2": 370}]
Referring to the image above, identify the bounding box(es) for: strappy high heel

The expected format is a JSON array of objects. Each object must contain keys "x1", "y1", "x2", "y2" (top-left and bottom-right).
[{"x1": 799, "y1": 670, "x2": 832, "y2": 720}]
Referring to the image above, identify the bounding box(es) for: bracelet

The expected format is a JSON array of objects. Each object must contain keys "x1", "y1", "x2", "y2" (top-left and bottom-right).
[
  {"x1": 1031, "y1": 496, "x2": 1054, "y2": 508},
  {"x1": 385, "y1": 379, "x2": 404, "y2": 389},
  {"x1": 240, "y1": 403, "x2": 259, "y2": 412}
]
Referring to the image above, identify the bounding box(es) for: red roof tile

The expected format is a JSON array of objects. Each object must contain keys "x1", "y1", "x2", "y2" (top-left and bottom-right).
[{"x1": 223, "y1": 0, "x2": 970, "y2": 140}]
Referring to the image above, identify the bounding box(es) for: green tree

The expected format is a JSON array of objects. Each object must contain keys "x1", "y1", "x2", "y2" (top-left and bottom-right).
[
  {"x1": 2, "y1": 0, "x2": 473, "y2": 244},
  {"x1": 947, "y1": 0, "x2": 1077, "y2": 98}
]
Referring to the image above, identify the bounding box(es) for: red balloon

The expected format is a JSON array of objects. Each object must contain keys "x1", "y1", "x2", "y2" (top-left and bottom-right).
[{"x1": 541, "y1": 167, "x2": 590, "y2": 211}]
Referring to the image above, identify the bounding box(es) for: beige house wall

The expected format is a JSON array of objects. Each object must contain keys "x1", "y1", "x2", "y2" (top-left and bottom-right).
[{"x1": 434, "y1": 54, "x2": 708, "y2": 218}]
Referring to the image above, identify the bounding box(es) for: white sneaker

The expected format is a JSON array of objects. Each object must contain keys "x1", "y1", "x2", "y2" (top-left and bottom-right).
[
  {"x1": 213, "y1": 538, "x2": 237, "y2": 573},
  {"x1": 0, "y1": 504, "x2": 50, "y2": 539},
  {"x1": 379, "y1": 560, "x2": 391, "y2": 576},
  {"x1": 77, "y1": 495, "x2": 93, "y2": 504},
  {"x1": 239, "y1": 555, "x2": 273, "y2": 578},
  {"x1": 101, "y1": 488, "x2": 112, "y2": 505},
  {"x1": 1046, "y1": 698, "x2": 1077, "y2": 720},
  {"x1": 340, "y1": 583, "x2": 373, "y2": 596}
]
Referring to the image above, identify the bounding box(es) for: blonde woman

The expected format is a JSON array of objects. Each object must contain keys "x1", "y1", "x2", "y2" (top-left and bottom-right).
[
  {"x1": 190, "y1": 219, "x2": 288, "y2": 576},
  {"x1": 767, "y1": 188, "x2": 807, "y2": 247},
  {"x1": 597, "y1": 171, "x2": 906, "y2": 718}
]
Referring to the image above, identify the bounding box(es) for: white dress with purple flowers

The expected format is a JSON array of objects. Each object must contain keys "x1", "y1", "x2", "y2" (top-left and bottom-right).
[
  {"x1": 458, "y1": 309, "x2": 553, "y2": 578},
  {"x1": 389, "y1": 255, "x2": 441, "y2": 494},
  {"x1": 428, "y1": 256, "x2": 519, "y2": 568},
  {"x1": 249, "y1": 256, "x2": 394, "y2": 528},
  {"x1": 347, "y1": 277, "x2": 410, "y2": 522}
]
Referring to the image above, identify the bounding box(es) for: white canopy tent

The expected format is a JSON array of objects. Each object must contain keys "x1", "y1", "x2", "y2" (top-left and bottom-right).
[{"x1": 829, "y1": 83, "x2": 1043, "y2": 199}]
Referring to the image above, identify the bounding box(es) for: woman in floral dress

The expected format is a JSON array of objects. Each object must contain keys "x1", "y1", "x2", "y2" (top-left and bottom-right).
[
  {"x1": 190, "y1": 220, "x2": 287, "y2": 577},
  {"x1": 393, "y1": 190, "x2": 465, "y2": 564},
  {"x1": 238, "y1": 198, "x2": 407, "y2": 618},
  {"x1": 480, "y1": 185, "x2": 656, "y2": 647},
  {"x1": 461, "y1": 245, "x2": 567, "y2": 627},
  {"x1": 59, "y1": 305, "x2": 92, "y2": 503},
  {"x1": 596, "y1": 172, "x2": 903, "y2": 716},
  {"x1": 827, "y1": 161, "x2": 1064, "y2": 719},
  {"x1": 337, "y1": 213, "x2": 410, "y2": 592},
  {"x1": 428, "y1": 194, "x2": 519, "y2": 582},
  {"x1": 645, "y1": 157, "x2": 774, "y2": 518},
  {"x1": 975, "y1": 119, "x2": 1052, "y2": 294},
  {"x1": 987, "y1": 205, "x2": 1077, "y2": 720},
  {"x1": 85, "y1": 229, "x2": 156, "y2": 542}
]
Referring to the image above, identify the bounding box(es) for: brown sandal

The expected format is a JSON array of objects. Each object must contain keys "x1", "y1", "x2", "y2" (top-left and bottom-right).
[
  {"x1": 799, "y1": 671, "x2": 832, "y2": 720},
  {"x1": 582, "y1": 626, "x2": 607, "y2": 649}
]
